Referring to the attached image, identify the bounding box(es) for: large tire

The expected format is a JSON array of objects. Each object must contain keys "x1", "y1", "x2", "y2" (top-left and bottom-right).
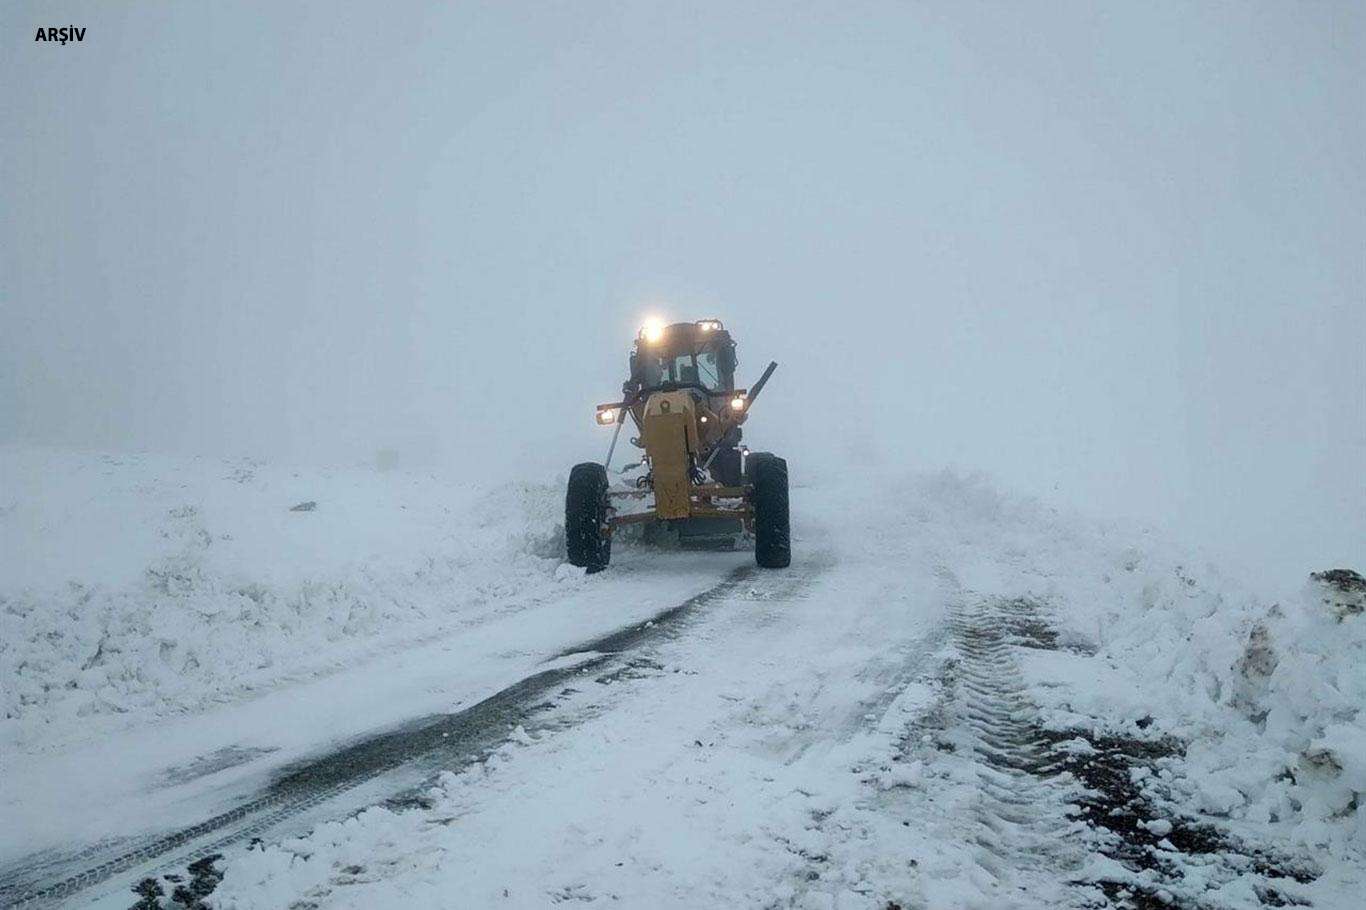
[
  {"x1": 748, "y1": 453, "x2": 790, "y2": 568},
  {"x1": 566, "y1": 463, "x2": 611, "y2": 572}
]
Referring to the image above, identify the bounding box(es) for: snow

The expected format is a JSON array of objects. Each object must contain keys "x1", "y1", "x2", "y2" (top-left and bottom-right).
[
  {"x1": 1013, "y1": 530, "x2": 1366, "y2": 860},
  {"x1": 1142, "y1": 819, "x2": 1174, "y2": 837},
  {"x1": 212, "y1": 469, "x2": 1360, "y2": 907},
  {"x1": 203, "y1": 494, "x2": 962, "y2": 910},
  {"x1": 2, "y1": 447, "x2": 1361, "y2": 907},
  {"x1": 1, "y1": 450, "x2": 754, "y2": 866},
  {"x1": 0, "y1": 445, "x2": 571, "y2": 749}
]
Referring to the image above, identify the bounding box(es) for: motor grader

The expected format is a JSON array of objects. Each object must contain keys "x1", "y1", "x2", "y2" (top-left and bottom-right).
[{"x1": 565, "y1": 318, "x2": 790, "y2": 572}]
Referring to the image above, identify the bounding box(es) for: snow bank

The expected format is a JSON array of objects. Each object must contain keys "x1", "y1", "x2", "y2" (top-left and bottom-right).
[
  {"x1": 887, "y1": 472, "x2": 1366, "y2": 860},
  {"x1": 0, "y1": 446, "x2": 568, "y2": 747},
  {"x1": 805, "y1": 470, "x2": 1364, "y2": 862},
  {"x1": 1071, "y1": 553, "x2": 1364, "y2": 858}
]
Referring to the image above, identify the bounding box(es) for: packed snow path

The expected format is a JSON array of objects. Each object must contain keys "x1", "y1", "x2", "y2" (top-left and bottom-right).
[{"x1": 2, "y1": 451, "x2": 1360, "y2": 908}]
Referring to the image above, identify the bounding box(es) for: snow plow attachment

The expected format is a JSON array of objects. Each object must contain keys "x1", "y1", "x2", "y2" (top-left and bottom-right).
[{"x1": 566, "y1": 319, "x2": 789, "y2": 572}]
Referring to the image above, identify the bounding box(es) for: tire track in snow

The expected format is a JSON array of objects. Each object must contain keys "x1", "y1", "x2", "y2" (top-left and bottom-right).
[
  {"x1": 2, "y1": 561, "x2": 826, "y2": 908},
  {"x1": 945, "y1": 597, "x2": 1087, "y2": 900}
]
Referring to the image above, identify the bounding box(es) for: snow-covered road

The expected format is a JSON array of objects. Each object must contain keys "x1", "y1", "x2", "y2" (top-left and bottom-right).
[
  {"x1": 1, "y1": 550, "x2": 754, "y2": 901},
  {"x1": 8, "y1": 525, "x2": 957, "y2": 908},
  {"x1": 2, "y1": 449, "x2": 1361, "y2": 908}
]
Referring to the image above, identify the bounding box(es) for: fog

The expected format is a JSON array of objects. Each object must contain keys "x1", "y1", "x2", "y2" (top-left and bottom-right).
[{"x1": 3, "y1": 1, "x2": 1362, "y2": 583}]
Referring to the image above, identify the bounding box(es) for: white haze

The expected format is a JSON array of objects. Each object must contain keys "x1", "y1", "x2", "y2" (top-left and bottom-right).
[{"x1": 3, "y1": 1, "x2": 1362, "y2": 585}]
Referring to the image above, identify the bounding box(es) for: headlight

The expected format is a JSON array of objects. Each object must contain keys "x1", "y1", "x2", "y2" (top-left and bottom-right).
[
  {"x1": 696, "y1": 319, "x2": 723, "y2": 332},
  {"x1": 596, "y1": 408, "x2": 618, "y2": 426},
  {"x1": 729, "y1": 396, "x2": 745, "y2": 411},
  {"x1": 640, "y1": 318, "x2": 666, "y2": 344}
]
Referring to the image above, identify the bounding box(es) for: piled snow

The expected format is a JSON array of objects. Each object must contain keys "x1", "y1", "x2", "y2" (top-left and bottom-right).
[
  {"x1": 891, "y1": 472, "x2": 1366, "y2": 861},
  {"x1": 1036, "y1": 546, "x2": 1364, "y2": 859},
  {"x1": 0, "y1": 446, "x2": 569, "y2": 747},
  {"x1": 840, "y1": 472, "x2": 1362, "y2": 896}
]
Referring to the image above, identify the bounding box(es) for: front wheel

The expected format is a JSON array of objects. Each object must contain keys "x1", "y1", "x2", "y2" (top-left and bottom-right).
[
  {"x1": 566, "y1": 463, "x2": 611, "y2": 572},
  {"x1": 748, "y1": 453, "x2": 790, "y2": 568}
]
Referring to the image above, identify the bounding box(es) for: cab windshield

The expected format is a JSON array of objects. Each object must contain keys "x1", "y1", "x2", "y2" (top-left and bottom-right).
[{"x1": 640, "y1": 347, "x2": 725, "y2": 392}]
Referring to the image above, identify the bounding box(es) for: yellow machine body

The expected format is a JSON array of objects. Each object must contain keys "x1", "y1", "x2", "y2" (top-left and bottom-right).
[
  {"x1": 567, "y1": 318, "x2": 787, "y2": 570},
  {"x1": 640, "y1": 391, "x2": 701, "y2": 519},
  {"x1": 587, "y1": 320, "x2": 779, "y2": 541}
]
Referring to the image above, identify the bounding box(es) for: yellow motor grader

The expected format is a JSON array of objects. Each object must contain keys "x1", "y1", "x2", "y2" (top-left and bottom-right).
[{"x1": 566, "y1": 318, "x2": 790, "y2": 572}]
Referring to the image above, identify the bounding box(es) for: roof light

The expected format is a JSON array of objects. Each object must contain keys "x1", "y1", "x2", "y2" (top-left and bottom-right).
[
  {"x1": 640, "y1": 318, "x2": 666, "y2": 344},
  {"x1": 696, "y1": 319, "x2": 724, "y2": 332}
]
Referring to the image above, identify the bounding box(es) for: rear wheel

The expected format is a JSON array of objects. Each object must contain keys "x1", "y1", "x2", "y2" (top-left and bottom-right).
[
  {"x1": 748, "y1": 453, "x2": 790, "y2": 568},
  {"x1": 566, "y1": 463, "x2": 611, "y2": 572}
]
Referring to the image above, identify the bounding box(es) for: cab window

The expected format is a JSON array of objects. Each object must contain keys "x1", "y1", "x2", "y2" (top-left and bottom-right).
[
  {"x1": 696, "y1": 350, "x2": 722, "y2": 390},
  {"x1": 636, "y1": 346, "x2": 726, "y2": 391},
  {"x1": 673, "y1": 354, "x2": 698, "y2": 385}
]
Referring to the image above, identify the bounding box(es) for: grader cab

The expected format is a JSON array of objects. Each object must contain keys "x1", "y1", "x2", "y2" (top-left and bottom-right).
[{"x1": 565, "y1": 319, "x2": 790, "y2": 572}]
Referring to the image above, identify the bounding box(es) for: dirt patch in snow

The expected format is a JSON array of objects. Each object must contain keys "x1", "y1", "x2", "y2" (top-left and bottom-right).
[
  {"x1": 129, "y1": 854, "x2": 222, "y2": 910},
  {"x1": 1308, "y1": 568, "x2": 1365, "y2": 622},
  {"x1": 947, "y1": 597, "x2": 1323, "y2": 909},
  {"x1": 1039, "y1": 727, "x2": 1319, "y2": 908}
]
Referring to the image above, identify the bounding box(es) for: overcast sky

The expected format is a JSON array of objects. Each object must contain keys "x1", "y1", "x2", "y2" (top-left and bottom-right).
[{"x1": 3, "y1": 1, "x2": 1362, "y2": 582}]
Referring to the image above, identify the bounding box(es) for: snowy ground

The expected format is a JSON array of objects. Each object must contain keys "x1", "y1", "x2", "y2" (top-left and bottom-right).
[
  {"x1": 1, "y1": 447, "x2": 1361, "y2": 909},
  {"x1": 0, "y1": 447, "x2": 573, "y2": 748}
]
